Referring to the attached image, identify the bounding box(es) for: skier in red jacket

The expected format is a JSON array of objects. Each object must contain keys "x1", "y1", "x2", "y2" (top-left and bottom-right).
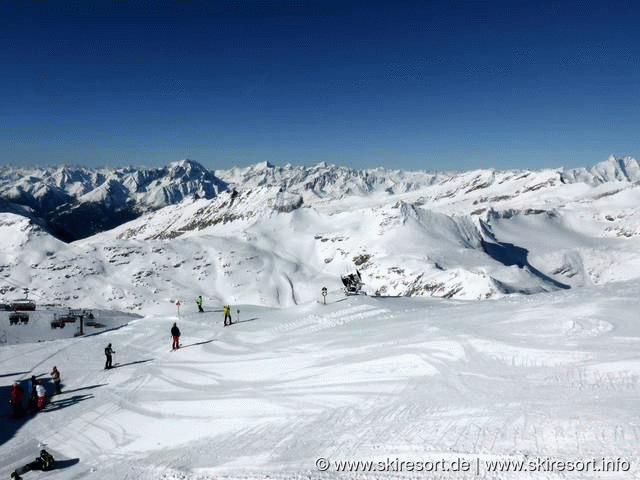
[{"x1": 10, "y1": 381, "x2": 25, "y2": 418}]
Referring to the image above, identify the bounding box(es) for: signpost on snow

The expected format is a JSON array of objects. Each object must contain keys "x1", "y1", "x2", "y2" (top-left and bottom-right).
[
  {"x1": 322, "y1": 287, "x2": 327, "y2": 304},
  {"x1": 176, "y1": 300, "x2": 182, "y2": 318},
  {"x1": 237, "y1": 309, "x2": 240, "y2": 323}
]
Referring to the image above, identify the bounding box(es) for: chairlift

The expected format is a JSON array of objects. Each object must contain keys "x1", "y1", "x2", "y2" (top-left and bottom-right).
[
  {"x1": 9, "y1": 312, "x2": 29, "y2": 325},
  {"x1": 11, "y1": 299, "x2": 36, "y2": 311}
]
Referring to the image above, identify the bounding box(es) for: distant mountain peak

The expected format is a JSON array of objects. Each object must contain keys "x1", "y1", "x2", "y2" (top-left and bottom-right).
[
  {"x1": 169, "y1": 158, "x2": 205, "y2": 169},
  {"x1": 254, "y1": 161, "x2": 275, "y2": 170},
  {"x1": 562, "y1": 156, "x2": 640, "y2": 184},
  {"x1": 0, "y1": 160, "x2": 227, "y2": 241}
]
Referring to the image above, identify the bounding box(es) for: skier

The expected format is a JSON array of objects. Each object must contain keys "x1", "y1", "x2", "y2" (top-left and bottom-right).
[
  {"x1": 223, "y1": 305, "x2": 232, "y2": 326},
  {"x1": 10, "y1": 449, "x2": 55, "y2": 479},
  {"x1": 10, "y1": 381, "x2": 24, "y2": 418},
  {"x1": 104, "y1": 343, "x2": 115, "y2": 369},
  {"x1": 50, "y1": 366, "x2": 61, "y2": 394},
  {"x1": 171, "y1": 322, "x2": 181, "y2": 350},
  {"x1": 35, "y1": 381, "x2": 45, "y2": 411},
  {"x1": 26, "y1": 376, "x2": 37, "y2": 413},
  {"x1": 196, "y1": 295, "x2": 204, "y2": 313}
]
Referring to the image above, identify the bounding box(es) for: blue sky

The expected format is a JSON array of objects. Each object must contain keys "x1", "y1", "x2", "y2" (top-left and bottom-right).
[{"x1": 2, "y1": 1, "x2": 640, "y2": 172}]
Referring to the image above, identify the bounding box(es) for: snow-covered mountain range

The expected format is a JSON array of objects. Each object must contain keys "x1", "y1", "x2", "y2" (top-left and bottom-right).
[
  {"x1": 0, "y1": 160, "x2": 226, "y2": 241},
  {"x1": 2, "y1": 156, "x2": 640, "y2": 312},
  {"x1": 2, "y1": 156, "x2": 640, "y2": 480}
]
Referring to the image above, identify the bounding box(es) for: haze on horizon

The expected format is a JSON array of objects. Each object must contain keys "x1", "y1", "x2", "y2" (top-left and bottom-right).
[{"x1": 2, "y1": 1, "x2": 640, "y2": 172}]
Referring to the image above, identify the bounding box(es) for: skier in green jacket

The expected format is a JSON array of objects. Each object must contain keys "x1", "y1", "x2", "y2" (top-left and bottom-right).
[{"x1": 196, "y1": 295, "x2": 204, "y2": 313}]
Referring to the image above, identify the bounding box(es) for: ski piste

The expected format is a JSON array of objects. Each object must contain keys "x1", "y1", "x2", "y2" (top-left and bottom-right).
[{"x1": 3, "y1": 156, "x2": 640, "y2": 479}]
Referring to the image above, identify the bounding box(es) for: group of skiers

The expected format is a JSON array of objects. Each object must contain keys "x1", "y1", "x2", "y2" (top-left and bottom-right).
[
  {"x1": 166, "y1": 300, "x2": 233, "y2": 351},
  {"x1": 7, "y1": 298, "x2": 235, "y2": 478},
  {"x1": 10, "y1": 298, "x2": 229, "y2": 417},
  {"x1": 102, "y1": 299, "x2": 233, "y2": 358},
  {"x1": 195, "y1": 296, "x2": 232, "y2": 326},
  {"x1": 9, "y1": 367, "x2": 61, "y2": 419}
]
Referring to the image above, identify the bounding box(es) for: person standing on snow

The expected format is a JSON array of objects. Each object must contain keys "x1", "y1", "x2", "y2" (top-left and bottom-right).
[
  {"x1": 50, "y1": 366, "x2": 61, "y2": 394},
  {"x1": 196, "y1": 295, "x2": 204, "y2": 313},
  {"x1": 35, "y1": 381, "x2": 45, "y2": 411},
  {"x1": 104, "y1": 343, "x2": 115, "y2": 369},
  {"x1": 10, "y1": 381, "x2": 25, "y2": 418},
  {"x1": 26, "y1": 375, "x2": 37, "y2": 412},
  {"x1": 223, "y1": 305, "x2": 232, "y2": 326},
  {"x1": 171, "y1": 322, "x2": 181, "y2": 350}
]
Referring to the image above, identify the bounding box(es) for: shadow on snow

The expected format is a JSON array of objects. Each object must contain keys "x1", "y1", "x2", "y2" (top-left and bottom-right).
[
  {"x1": 110, "y1": 359, "x2": 154, "y2": 369},
  {"x1": 54, "y1": 458, "x2": 81, "y2": 469},
  {"x1": 0, "y1": 371, "x2": 30, "y2": 379},
  {"x1": 178, "y1": 339, "x2": 215, "y2": 349},
  {"x1": 480, "y1": 239, "x2": 571, "y2": 291},
  {"x1": 232, "y1": 317, "x2": 259, "y2": 325},
  {"x1": 0, "y1": 378, "x2": 101, "y2": 447}
]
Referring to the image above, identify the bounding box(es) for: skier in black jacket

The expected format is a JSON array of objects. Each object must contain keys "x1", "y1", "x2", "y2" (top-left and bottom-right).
[
  {"x1": 104, "y1": 343, "x2": 115, "y2": 369},
  {"x1": 171, "y1": 322, "x2": 181, "y2": 350}
]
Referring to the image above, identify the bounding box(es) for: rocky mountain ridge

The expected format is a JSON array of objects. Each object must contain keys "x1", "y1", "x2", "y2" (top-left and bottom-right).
[
  {"x1": 2, "y1": 155, "x2": 640, "y2": 310},
  {"x1": 1, "y1": 155, "x2": 639, "y2": 242},
  {"x1": 0, "y1": 159, "x2": 226, "y2": 240}
]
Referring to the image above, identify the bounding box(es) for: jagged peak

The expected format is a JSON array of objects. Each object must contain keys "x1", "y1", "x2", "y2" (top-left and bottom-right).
[
  {"x1": 168, "y1": 159, "x2": 210, "y2": 176},
  {"x1": 562, "y1": 156, "x2": 640, "y2": 185},
  {"x1": 254, "y1": 161, "x2": 275, "y2": 170}
]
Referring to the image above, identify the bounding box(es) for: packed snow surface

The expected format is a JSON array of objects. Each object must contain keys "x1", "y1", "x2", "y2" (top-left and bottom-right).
[{"x1": 1, "y1": 283, "x2": 640, "y2": 479}]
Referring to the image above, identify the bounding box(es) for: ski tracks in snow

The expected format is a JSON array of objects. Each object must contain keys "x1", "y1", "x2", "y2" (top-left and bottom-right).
[
  {"x1": 271, "y1": 302, "x2": 392, "y2": 336},
  {"x1": 3, "y1": 289, "x2": 640, "y2": 479}
]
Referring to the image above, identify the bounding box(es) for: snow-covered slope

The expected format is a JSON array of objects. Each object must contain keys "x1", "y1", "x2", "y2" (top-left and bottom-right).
[
  {"x1": 1, "y1": 282, "x2": 639, "y2": 479},
  {"x1": 2, "y1": 157, "x2": 640, "y2": 479}
]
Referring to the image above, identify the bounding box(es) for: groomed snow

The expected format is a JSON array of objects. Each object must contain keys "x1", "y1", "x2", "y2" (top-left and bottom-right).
[{"x1": 1, "y1": 282, "x2": 639, "y2": 479}]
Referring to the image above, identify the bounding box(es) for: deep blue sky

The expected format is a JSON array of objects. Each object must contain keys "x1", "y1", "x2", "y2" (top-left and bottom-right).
[{"x1": 2, "y1": 1, "x2": 640, "y2": 172}]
